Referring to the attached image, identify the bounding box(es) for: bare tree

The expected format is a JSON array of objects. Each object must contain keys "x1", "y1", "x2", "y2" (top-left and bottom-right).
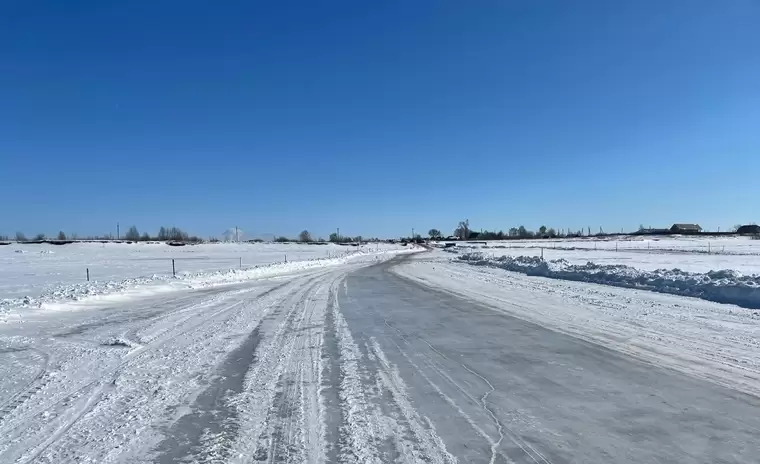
[
  {"x1": 57, "y1": 231, "x2": 67, "y2": 240},
  {"x1": 125, "y1": 226, "x2": 140, "y2": 241},
  {"x1": 539, "y1": 225, "x2": 547, "y2": 236},
  {"x1": 34, "y1": 233, "x2": 46, "y2": 241},
  {"x1": 299, "y1": 230, "x2": 312, "y2": 242},
  {"x1": 16, "y1": 232, "x2": 27, "y2": 242},
  {"x1": 454, "y1": 220, "x2": 470, "y2": 240},
  {"x1": 428, "y1": 229, "x2": 442, "y2": 239},
  {"x1": 140, "y1": 232, "x2": 150, "y2": 241}
]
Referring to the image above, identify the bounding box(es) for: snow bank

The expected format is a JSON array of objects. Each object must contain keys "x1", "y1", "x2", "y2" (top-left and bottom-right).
[
  {"x1": 457, "y1": 252, "x2": 760, "y2": 309},
  {"x1": 0, "y1": 241, "x2": 407, "y2": 301},
  {"x1": 1, "y1": 248, "x2": 416, "y2": 315}
]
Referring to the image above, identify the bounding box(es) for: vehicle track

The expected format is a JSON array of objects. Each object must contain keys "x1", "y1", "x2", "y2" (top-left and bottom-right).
[
  {"x1": 7, "y1": 280, "x2": 298, "y2": 464},
  {"x1": 153, "y1": 272, "x2": 328, "y2": 464},
  {"x1": 0, "y1": 348, "x2": 50, "y2": 422}
]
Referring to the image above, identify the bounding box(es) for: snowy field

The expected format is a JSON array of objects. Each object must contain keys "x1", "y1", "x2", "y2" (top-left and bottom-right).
[
  {"x1": 441, "y1": 235, "x2": 760, "y2": 274},
  {"x1": 435, "y1": 236, "x2": 760, "y2": 309},
  {"x1": 1, "y1": 241, "x2": 759, "y2": 461},
  {"x1": 0, "y1": 242, "x2": 408, "y2": 314}
]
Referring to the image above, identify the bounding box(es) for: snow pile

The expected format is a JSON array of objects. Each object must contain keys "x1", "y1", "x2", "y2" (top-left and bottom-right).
[{"x1": 457, "y1": 252, "x2": 760, "y2": 309}]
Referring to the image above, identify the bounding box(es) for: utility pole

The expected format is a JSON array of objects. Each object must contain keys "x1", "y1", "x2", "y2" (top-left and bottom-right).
[
  {"x1": 337, "y1": 227, "x2": 340, "y2": 242},
  {"x1": 235, "y1": 226, "x2": 239, "y2": 242},
  {"x1": 412, "y1": 228, "x2": 414, "y2": 240},
  {"x1": 117, "y1": 222, "x2": 120, "y2": 240}
]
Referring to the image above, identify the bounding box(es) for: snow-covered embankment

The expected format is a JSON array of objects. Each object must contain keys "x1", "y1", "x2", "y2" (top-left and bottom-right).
[{"x1": 457, "y1": 252, "x2": 760, "y2": 309}]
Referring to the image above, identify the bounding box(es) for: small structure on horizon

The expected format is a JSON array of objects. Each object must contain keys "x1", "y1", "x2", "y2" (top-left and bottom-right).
[
  {"x1": 736, "y1": 224, "x2": 760, "y2": 235},
  {"x1": 670, "y1": 223, "x2": 702, "y2": 234}
]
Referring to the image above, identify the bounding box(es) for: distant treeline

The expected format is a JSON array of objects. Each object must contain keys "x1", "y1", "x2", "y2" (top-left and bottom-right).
[
  {"x1": 272, "y1": 230, "x2": 375, "y2": 243},
  {"x1": 6, "y1": 226, "x2": 202, "y2": 244},
  {"x1": 424, "y1": 220, "x2": 755, "y2": 242},
  {"x1": 1, "y1": 227, "x2": 379, "y2": 245},
  {"x1": 427, "y1": 221, "x2": 583, "y2": 241}
]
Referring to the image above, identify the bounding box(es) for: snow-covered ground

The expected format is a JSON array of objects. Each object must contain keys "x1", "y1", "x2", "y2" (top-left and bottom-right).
[
  {"x1": 433, "y1": 236, "x2": 760, "y2": 309},
  {"x1": 0, "y1": 252, "x2": 423, "y2": 463},
  {"x1": 446, "y1": 235, "x2": 760, "y2": 254},
  {"x1": 0, "y1": 242, "x2": 410, "y2": 317},
  {"x1": 1, "y1": 245, "x2": 759, "y2": 462},
  {"x1": 439, "y1": 236, "x2": 760, "y2": 274}
]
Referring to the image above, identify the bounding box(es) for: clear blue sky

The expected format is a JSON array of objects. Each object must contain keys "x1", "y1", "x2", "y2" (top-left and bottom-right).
[{"x1": 2, "y1": 1, "x2": 759, "y2": 239}]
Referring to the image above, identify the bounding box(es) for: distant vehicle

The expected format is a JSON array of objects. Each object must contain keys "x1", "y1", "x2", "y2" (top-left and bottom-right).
[{"x1": 167, "y1": 241, "x2": 186, "y2": 247}]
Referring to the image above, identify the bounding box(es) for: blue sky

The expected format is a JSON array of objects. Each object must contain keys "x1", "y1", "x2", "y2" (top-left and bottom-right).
[{"x1": 2, "y1": 1, "x2": 759, "y2": 239}]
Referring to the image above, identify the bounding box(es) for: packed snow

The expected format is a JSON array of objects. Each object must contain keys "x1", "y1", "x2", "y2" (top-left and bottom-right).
[{"x1": 0, "y1": 247, "x2": 452, "y2": 463}]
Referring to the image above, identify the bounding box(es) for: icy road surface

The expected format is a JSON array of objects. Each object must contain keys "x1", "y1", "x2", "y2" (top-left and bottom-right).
[{"x1": 1, "y1": 255, "x2": 759, "y2": 463}]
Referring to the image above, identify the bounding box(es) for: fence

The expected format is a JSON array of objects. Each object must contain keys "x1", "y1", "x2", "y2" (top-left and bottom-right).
[
  {"x1": 80, "y1": 248, "x2": 365, "y2": 282},
  {"x1": 459, "y1": 241, "x2": 760, "y2": 258}
]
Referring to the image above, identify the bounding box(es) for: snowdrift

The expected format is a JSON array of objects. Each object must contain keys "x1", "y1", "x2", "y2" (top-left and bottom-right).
[{"x1": 457, "y1": 252, "x2": 760, "y2": 309}]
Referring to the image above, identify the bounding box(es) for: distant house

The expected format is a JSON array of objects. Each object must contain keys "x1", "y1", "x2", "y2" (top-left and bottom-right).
[
  {"x1": 736, "y1": 224, "x2": 760, "y2": 235},
  {"x1": 670, "y1": 223, "x2": 702, "y2": 234}
]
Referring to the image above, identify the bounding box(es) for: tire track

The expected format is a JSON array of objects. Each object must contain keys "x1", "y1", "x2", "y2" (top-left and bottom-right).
[
  {"x1": 330, "y1": 283, "x2": 383, "y2": 464},
  {"x1": 153, "y1": 324, "x2": 264, "y2": 463},
  {"x1": 381, "y1": 319, "x2": 551, "y2": 464},
  {"x1": 11, "y1": 281, "x2": 295, "y2": 464},
  {"x1": 321, "y1": 282, "x2": 344, "y2": 464},
  {"x1": 0, "y1": 348, "x2": 50, "y2": 423},
  {"x1": 198, "y1": 272, "x2": 331, "y2": 464},
  {"x1": 258, "y1": 277, "x2": 327, "y2": 464},
  {"x1": 367, "y1": 337, "x2": 458, "y2": 464}
]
